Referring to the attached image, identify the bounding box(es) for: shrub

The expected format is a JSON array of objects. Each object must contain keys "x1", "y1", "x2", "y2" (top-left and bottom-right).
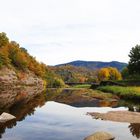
[{"x1": 46, "y1": 77, "x2": 65, "y2": 88}]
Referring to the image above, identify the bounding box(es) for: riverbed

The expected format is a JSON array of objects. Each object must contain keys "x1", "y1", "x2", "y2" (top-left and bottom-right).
[{"x1": 0, "y1": 89, "x2": 140, "y2": 140}]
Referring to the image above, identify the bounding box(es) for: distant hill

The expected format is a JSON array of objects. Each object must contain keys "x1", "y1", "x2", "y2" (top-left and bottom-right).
[{"x1": 56, "y1": 60, "x2": 127, "y2": 71}]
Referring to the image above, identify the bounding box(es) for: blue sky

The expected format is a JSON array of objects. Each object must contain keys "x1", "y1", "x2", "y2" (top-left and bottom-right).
[{"x1": 1, "y1": 0, "x2": 140, "y2": 65}]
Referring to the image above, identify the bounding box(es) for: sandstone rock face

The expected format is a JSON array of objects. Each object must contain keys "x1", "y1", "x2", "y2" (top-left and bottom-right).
[
  {"x1": 84, "y1": 132, "x2": 115, "y2": 140},
  {"x1": 0, "y1": 113, "x2": 16, "y2": 123},
  {"x1": 0, "y1": 67, "x2": 45, "y2": 109}
]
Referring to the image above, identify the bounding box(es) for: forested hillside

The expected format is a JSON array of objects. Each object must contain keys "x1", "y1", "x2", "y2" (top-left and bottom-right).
[
  {"x1": 0, "y1": 32, "x2": 47, "y2": 77},
  {"x1": 52, "y1": 65, "x2": 98, "y2": 83},
  {"x1": 0, "y1": 32, "x2": 65, "y2": 88},
  {"x1": 57, "y1": 60, "x2": 127, "y2": 71}
]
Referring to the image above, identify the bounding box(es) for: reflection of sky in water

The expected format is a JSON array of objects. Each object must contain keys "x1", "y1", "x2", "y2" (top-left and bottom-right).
[{"x1": 1, "y1": 101, "x2": 139, "y2": 140}]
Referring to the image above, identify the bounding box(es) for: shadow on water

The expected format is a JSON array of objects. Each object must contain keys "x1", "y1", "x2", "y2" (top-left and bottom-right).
[
  {"x1": 0, "y1": 88, "x2": 140, "y2": 139},
  {"x1": 129, "y1": 123, "x2": 140, "y2": 139},
  {"x1": 118, "y1": 99, "x2": 140, "y2": 112},
  {"x1": 0, "y1": 120, "x2": 16, "y2": 139},
  {"x1": 118, "y1": 100, "x2": 140, "y2": 138},
  {"x1": 0, "y1": 93, "x2": 47, "y2": 139}
]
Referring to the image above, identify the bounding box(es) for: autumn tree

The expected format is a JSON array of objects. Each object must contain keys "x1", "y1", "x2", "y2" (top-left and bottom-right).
[
  {"x1": 52, "y1": 65, "x2": 97, "y2": 83},
  {"x1": 108, "y1": 67, "x2": 122, "y2": 80},
  {"x1": 98, "y1": 68, "x2": 110, "y2": 81},
  {"x1": 98, "y1": 67, "x2": 122, "y2": 81},
  {"x1": 0, "y1": 32, "x2": 9, "y2": 47},
  {"x1": 8, "y1": 42, "x2": 28, "y2": 70},
  {"x1": 0, "y1": 46, "x2": 10, "y2": 67}
]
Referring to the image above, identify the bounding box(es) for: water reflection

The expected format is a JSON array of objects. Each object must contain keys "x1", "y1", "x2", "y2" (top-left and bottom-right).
[
  {"x1": 0, "y1": 93, "x2": 46, "y2": 139},
  {"x1": 118, "y1": 100, "x2": 140, "y2": 112},
  {"x1": 46, "y1": 88, "x2": 118, "y2": 107},
  {"x1": 1, "y1": 88, "x2": 140, "y2": 139},
  {"x1": 10, "y1": 93, "x2": 46, "y2": 121},
  {"x1": 129, "y1": 123, "x2": 140, "y2": 139},
  {"x1": 0, "y1": 120, "x2": 16, "y2": 138},
  {"x1": 0, "y1": 86, "x2": 44, "y2": 110}
]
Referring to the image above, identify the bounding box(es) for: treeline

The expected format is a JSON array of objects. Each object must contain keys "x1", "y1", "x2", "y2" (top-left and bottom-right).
[
  {"x1": 52, "y1": 65, "x2": 122, "y2": 83},
  {"x1": 2, "y1": 32, "x2": 138, "y2": 87},
  {"x1": 54, "y1": 44, "x2": 140, "y2": 83},
  {"x1": 0, "y1": 32, "x2": 65, "y2": 88},
  {"x1": 52, "y1": 65, "x2": 98, "y2": 83}
]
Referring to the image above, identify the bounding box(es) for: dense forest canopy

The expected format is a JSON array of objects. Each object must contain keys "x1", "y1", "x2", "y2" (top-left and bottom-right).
[{"x1": 52, "y1": 65, "x2": 98, "y2": 83}]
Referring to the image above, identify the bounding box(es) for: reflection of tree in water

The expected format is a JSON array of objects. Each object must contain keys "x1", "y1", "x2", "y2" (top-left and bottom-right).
[
  {"x1": 0, "y1": 93, "x2": 46, "y2": 138},
  {"x1": 0, "y1": 120, "x2": 17, "y2": 138},
  {"x1": 10, "y1": 93, "x2": 46, "y2": 121},
  {"x1": 129, "y1": 123, "x2": 140, "y2": 138},
  {"x1": 46, "y1": 88, "x2": 119, "y2": 107},
  {"x1": 128, "y1": 105, "x2": 140, "y2": 112},
  {"x1": 118, "y1": 100, "x2": 140, "y2": 112}
]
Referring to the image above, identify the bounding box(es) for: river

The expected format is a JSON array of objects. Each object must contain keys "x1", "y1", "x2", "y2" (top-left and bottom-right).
[{"x1": 0, "y1": 89, "x2": 140, "y2": 140}]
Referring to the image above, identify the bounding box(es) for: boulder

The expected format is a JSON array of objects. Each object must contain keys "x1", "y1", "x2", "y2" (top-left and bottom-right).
[
  {"x1": 84, "y1": 131, "x2": 115, "y2": 140},
  {"x1": 0, "y1": 112, "x2": 16, "y2": 123}
]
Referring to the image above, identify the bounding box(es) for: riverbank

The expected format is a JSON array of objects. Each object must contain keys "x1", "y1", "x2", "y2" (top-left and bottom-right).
[
  {"x1": 97, "y1": 86, "x2": 140, "y2": 100},
  {"x1": 88, "y1": 110, "x2": 140, "y2": 123}
]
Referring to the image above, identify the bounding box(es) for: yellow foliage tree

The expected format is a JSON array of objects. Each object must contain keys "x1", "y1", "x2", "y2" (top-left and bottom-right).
[
  {"x1": 108, "y1": 67, "x2": 122, "y2": 80},
  {"x1": 98, "y1": 68, "x2": 110, "y2": 81},
  {"x1": 98, "y1": 67, "x2": 122, "y2": 81}
]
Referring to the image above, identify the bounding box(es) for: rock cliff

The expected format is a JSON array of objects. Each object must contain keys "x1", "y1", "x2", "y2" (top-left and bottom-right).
[{"x1": 0, "y1": 67, "x2": 45, "y2": 109}]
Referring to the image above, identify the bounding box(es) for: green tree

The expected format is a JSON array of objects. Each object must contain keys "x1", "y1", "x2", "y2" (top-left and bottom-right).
[
  {"x1": 128, "y1": 45, "x2": 140, "y2": 75},
  {"x1": 121, "y1": 67, "x2": 129, "y2": 79}
]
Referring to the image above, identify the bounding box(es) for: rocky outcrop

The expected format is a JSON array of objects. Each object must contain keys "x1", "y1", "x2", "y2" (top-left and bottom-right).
[
  {"x1": 0, "y1": 67, "x2": 45, "y2": 109},
  {"x1": 0, "y1": 113, "x2": 16, "y2": 123},
  {"x1": 84, "y1": 131, "x2": 115, "y2": 140},
  {"x1": 88, "y1": 111, "x2": 140, "y2": 123}
]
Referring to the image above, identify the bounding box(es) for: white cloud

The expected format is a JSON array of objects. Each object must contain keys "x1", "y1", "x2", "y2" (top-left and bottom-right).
[{"x1": 0, "y1": 0, "x2": 140, "y2": 65}]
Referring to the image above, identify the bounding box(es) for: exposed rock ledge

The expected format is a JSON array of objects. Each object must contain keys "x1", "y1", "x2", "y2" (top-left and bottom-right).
[
  {"x1": 0, "y1": 112, "x2": 16, "y2": 123},
  {"x1": 0, "y1": 67, "x2": 45, "y2": 109},
  {"x1": 84, "y1": 131, "x2": 115, "y2": 140},
  {"x1": 88, "y1": 111, "x2": 140, "y2": 123}
]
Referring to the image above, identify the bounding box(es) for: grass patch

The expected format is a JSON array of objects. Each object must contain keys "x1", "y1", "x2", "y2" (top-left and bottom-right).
[
  {"x1": 72, "y1": 84, "x2": 91, "y2": 89},
  {"x1": 97, "y1": 86, "x2": 140, "y2": 100}
]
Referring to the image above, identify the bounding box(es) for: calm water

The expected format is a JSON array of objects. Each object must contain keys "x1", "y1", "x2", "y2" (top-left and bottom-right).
[{"x1": 0, "y1": 89, "x2": 140, "y2": 140}]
